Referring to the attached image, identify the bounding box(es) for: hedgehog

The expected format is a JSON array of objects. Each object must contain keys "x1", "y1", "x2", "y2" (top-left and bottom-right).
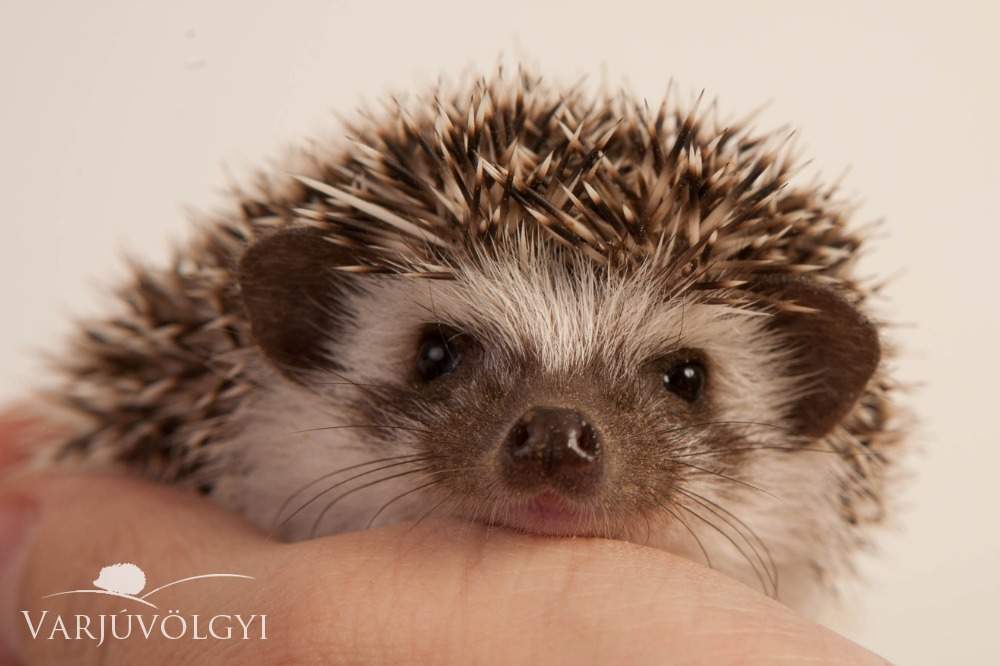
[
  {"x1": 92, "y1": 563, "x2": 147, "y2": 596},
  {"x1": 39, "y1": 67, "x2": 904, "y2": 613}
]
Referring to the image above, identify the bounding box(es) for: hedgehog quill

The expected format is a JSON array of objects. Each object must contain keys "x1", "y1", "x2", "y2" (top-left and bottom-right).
[{"x1": 41, "y1": 68, "x2": 904, "y2": 612}]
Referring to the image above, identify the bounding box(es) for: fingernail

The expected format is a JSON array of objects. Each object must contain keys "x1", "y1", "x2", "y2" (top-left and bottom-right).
[{"x1": 0, "y1": 493, "x2": 38, "y2": 665}]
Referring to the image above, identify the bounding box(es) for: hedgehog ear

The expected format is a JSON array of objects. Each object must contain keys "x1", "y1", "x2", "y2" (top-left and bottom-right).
[
  {"x1": 760, "y1": 277, "x2": 881, "y2": 438},
  {"x1": 238, "y1": 227, "x2": 357, "y2": 381}
]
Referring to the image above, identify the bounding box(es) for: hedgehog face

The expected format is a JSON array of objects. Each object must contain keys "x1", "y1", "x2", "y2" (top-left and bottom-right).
[
  {"x1": 231, "y1": 231, "x2": 879, "y2": 604},
  {"x1": 327, "y1": 241, "x2": 796, "y2": 535}
]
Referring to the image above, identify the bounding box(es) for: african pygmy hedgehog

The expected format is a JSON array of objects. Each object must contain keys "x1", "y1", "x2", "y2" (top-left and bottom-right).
[{"x1": 41, "y1": 67, "x2": 904, "y2": 612}]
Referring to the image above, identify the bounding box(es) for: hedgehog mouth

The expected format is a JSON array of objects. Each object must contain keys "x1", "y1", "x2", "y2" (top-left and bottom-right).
[{"x1": 474, "y1": 491, "x2": 603, "y2": 538}]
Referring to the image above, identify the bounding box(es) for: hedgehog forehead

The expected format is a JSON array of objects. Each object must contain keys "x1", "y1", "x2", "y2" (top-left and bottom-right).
[
  {"x1": 447, "y1": 251, "x2": 776, "y2": 373},
  {"x1": 347, "y1": 241, "x2": 771, "y2": 378},
  {"x1": 444, "y1": 244, "x2": 655, "y2": 371}
]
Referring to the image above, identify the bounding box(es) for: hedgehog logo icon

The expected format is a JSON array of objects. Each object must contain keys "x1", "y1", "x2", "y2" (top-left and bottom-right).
[
  {"x1": 41, "y1": 562, "x2": 254, "y2": 609},
  {"x1": 93, "y1": 563, "x2": 146, "y2": 595}
]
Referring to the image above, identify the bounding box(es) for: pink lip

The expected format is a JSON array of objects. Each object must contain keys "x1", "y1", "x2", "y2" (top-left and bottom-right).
[{"x1": 487, "y1": 492, "x2": 593, "y2": 537}]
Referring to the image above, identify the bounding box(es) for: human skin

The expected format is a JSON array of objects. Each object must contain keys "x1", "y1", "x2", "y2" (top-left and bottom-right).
[{"x1": 0, "y1": 415, "x2": 889, "y2": 665}]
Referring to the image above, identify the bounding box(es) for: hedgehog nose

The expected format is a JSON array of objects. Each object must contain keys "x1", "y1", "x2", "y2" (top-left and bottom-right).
[{"x1": 501, "y1": 407, "x2": 603, "y2": 496}]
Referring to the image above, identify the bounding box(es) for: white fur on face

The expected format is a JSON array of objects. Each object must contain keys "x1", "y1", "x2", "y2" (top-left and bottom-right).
[{"x1": 214, "y1": 240, "x2": 848, "y2": 609}]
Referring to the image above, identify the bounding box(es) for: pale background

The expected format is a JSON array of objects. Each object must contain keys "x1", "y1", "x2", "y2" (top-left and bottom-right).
[{"x1": 1, "y1": 1, "x2": 997, "y2": 662}]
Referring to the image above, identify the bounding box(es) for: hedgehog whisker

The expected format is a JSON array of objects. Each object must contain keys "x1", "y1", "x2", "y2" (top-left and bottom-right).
[
  {"x1": 621, "y1": 420, "x2": 797, "y2": 445},
  {"x1": 677, "y1": 420, "x2": 795, "y2": 434},
  {"x1": 639, "y1": 506, "x2": 654, "y2": 546},
  {"x1": 456, "y1": 478, "x2": 514, "y2": 537},
  {"x1": 673, "y1": 444, "x2": 836, "y2": 459},
  {"x1": 434, "y1": 470, "x2": 517, "y2": 532},
  {"x1": 310, "y1": 466, "x2": 435, "y2": 537},
  {"x1": 366, "y1": 477, "x2": 447, "y2": 530},
  {"x1": 365, "y1": 465, "x2": 474, "y2": 529},
  {"x1": 674, "y1": 498, "x2": 773, "y2": 598},
  {"x1": 675, "y1": 487, "x2": 778, "y2": 597},
  {"x1": 271, "y1": 453, "x2": 429, "y2": 536},
  {"x1": 670, "y1": 459, "x2": 780, "y2": 500},
  {"x1": 311, "y1": 366, "x2": 397, "y2": 401},
  {"x1": 600, "y1": 502, "x2": 617, "y2": 541},
  {"x1": 405, "y1": 489, "x2": 458, "y2": 535},
  {"x1": 682, "y1": 489, "x2": 779, "y2": 595},
  {"x1": 467, "y1": 478, "x2": 503, "y2": 535},
  {"x1": 661, "y1": 503, "x2": 713, "y2": 569},
  {"x1": 278, "y1": 457, "x2": 433, "y2": 531}
]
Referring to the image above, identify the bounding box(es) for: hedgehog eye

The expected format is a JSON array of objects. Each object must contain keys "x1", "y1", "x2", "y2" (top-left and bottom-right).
[
  {"x1": 662, "y1": 360, "x2": 706, "y2": 402},
  {"x1": 416, "y1": 327, "x2": 463, "y2": 382}
]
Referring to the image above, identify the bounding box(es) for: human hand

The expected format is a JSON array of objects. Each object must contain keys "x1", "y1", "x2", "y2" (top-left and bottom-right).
[{"x1": 0, "y1": 415, "x2": 889, "y2": 665}]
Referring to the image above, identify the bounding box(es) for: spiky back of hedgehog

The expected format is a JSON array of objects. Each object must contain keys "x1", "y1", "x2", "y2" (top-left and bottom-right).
[{"x1": 45, "y1": 66, "x2": 905, "y2": 610}]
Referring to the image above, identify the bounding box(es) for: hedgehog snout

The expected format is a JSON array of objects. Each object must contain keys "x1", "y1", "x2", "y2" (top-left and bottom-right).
[{"x1": 499, "y1": 407, "x2": 604, "y2": 498}]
